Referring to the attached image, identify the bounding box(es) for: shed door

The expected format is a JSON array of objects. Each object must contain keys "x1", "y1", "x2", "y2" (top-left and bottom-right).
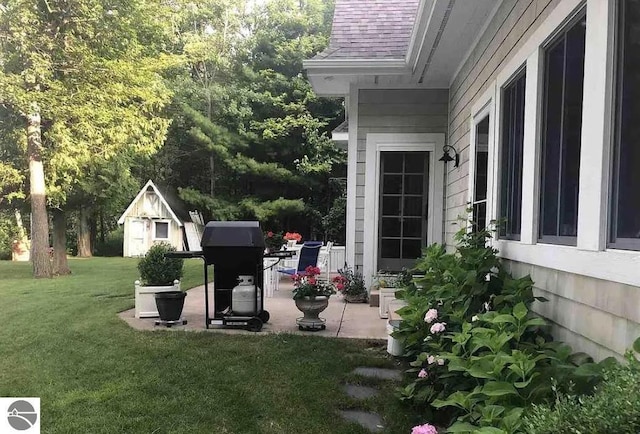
[{"x1": 129, "y1": 220, "x2": 146, "y2": 257}]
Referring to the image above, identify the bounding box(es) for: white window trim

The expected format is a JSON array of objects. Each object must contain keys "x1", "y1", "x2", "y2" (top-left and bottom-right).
[
  {"x1": 468, "y1": 85, "x2": 497, "y2": 231},
  {"x1": 362, "y1": 133, "x2": 445, "y2": 286},
  {"x1": 485, "y1": 0, "x2": 640, "y2": 287},
  {"x1": 152, "y1": 220, "x2": 171, "y2": 241}
]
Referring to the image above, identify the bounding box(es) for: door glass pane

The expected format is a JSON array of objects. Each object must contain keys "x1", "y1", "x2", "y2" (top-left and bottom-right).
[
  {"x1": 381, "y1": 217, "x2": 401, "y2": 237},
  {"x1": 382, "y1": 197, "x2": 401, "y2": 216},
  {"x1": 402, "y1": 239, "x2": 422, "y2": 260},
  {"x1": 403, "y1": 218, "x2": 422, "y2": 238},
  {"x1": 384, "y1": 153, "x2": 403, "y2": 172},
  {"x1": 404, "y1": 196, "x2": 423, "y2": 217},
  {"x1": 405, "y1": 153, "x2": 426, "y2": 173},
  {"x1": 404, "y1": 175, "x2": 423, "y2": 194},
  {"x1": 383, "y1": 175, "x2": 402, "y2": 194},
  {"x1": 381, "y1": 239, "x2": 400, "y2": 258}
]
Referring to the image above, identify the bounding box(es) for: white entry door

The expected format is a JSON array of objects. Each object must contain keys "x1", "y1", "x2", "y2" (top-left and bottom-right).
[
  {"x1": 378, "y1": 151, "x2": 429, "y2": 271},
  {"x1": 129, "y1": 220, "x2": 146, "y2": 257}
]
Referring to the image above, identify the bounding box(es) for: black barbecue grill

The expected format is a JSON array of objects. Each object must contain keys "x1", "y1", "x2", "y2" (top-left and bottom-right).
[{"x1": 167, "y1": 221, "x2": 293, "y2": 331}]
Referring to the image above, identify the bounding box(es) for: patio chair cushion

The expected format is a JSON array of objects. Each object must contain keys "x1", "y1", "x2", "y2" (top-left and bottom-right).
[{"x1": 278, "y1": 243, "x2": 322, "y2": 276}]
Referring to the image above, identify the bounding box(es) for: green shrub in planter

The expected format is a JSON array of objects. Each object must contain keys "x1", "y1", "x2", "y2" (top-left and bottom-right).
[
  {"x1": 522, "y1": 353, "x2": 639, "y2": 434},
  {"x1": 137, "y1": 242, "x2": 184, "y2": 286}
]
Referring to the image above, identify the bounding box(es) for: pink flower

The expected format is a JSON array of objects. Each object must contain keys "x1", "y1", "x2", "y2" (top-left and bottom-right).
[
  {"x1": 417, "y1": 369, "x2": 428, "y2": 378},
  {"x1": 412, "y1": 423, "x2": 438, "y2": 434},
  {"x1": 437, "y1": 359, "x2": 445, "y2": 366},
  {"x1": 430, "y1": 322, "x2": 446, "y2": 334},
  {"x1": 424, "y1": 308, "x2": 438, "y2": 323},
  {"x1": 336, "y1": 283, "x2": 344, "y2": 291},
  {"x1": 427, "y1": 355, "x2": 436, "y2": 365}
]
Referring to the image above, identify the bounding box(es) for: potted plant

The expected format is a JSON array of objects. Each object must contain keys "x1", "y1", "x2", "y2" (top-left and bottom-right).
[
  {"x1": 376, "y1": 268, "x2": 413, "y2": 318},
  {"x1": 292, "y1": 265, "x2": 335, "y2": 330},
  {"x1": 134, "y1": 242, "x2": 185, "y2": 320},
  {"x1": 284, "y1": 231, "x2": 302, "y2": 247},
  {"x1": 264, "y1": 231, "x2": 285, "y2": 253},
  {"x1": 333, "y1": 265, "x2": 368, "y2": 303}
]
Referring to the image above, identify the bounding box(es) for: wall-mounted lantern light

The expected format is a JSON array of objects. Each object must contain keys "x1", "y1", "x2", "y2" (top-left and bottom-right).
[{"x1": 438, "y1": 145, "x2": 460, "y2": 168}]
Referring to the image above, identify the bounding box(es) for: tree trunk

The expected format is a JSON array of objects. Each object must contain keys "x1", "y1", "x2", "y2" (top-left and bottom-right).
[
  {"x1": 51, "y1": 209, "x2": 71, "y2": 275},
  {"x1": 27, "y1": 108, "x2": 52, "y2": 278},
  {"x1": 77, "y1": 206, "x2": 92, "y2": 257}
]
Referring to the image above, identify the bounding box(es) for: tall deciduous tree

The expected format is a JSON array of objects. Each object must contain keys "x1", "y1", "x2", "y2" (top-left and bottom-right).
[{"x1": 0, "y1": 0, "x2": 174, "y2": 275}]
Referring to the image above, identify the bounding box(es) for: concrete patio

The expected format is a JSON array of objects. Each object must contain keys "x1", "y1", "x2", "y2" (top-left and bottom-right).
[{"x1": 119, "y1": 278, "x2": 387, "y2": 339}]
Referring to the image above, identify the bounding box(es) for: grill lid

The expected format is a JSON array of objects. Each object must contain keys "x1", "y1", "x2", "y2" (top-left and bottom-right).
[{"x1": 200, "y1": 221, "x2": 265, "y2": 248}]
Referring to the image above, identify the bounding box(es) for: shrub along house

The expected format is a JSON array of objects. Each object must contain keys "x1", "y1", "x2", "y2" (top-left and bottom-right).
[
  {"x1": 118, "y1": 180, "x2": 204, "y2": 257},
  {"x1": 304, "y1": 0, "x2": 640, "y2": 360}
]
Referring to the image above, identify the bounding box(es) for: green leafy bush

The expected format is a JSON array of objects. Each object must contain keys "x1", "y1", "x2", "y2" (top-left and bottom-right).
[
  {"x1": 395, "y1": 223, "x2": 607, "y2": 432},
  {"x1": 137, "y1": 242, "x2": 184, "y2": 286},
  {"x1": 522, "y1": 353, "x2": 640, "y2": 434}
]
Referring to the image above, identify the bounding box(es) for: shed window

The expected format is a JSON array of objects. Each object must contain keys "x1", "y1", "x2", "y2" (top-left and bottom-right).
[
  {"x1": 611, "y1": 0, "x2": 640, "y2": 250},
  {"x1": 539, "y1": 12, "x2": 586, "y2": 245},
  {"x1": 499, "y1": 70, "x2": 526, "y2": 240},
  {"x1": 154, "y1": 222, "x2": 169, "y2": 240}
]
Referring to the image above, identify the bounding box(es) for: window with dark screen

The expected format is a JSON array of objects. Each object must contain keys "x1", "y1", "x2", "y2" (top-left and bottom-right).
[
  {"x1": 539, "y1": 12, "x2": 586, "y2": 245},
  {"x1": 611, "y1": 0, "x2": 640, "y2": 250},
  {"x1": 499, "y1": 71, "x2": 526, "y2": 240}
]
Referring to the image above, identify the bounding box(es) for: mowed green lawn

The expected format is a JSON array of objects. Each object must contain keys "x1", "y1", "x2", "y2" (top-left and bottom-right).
[{"x1": 0, "y1": 258, "x2": 416, "y2": 433}]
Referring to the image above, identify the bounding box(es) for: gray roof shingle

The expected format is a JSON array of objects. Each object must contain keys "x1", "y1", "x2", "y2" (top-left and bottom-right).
[{"x1": 315, "y1": 0, "x2": 419, "y2": 60}]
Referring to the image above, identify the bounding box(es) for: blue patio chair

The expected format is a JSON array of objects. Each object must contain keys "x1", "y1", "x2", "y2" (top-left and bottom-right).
[{"x1": 277, "y1": 242, "x2": 322, "y2": 278}]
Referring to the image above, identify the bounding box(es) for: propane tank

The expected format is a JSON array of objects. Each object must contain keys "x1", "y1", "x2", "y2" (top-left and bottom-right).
[{"x1": 231, "y1": 275, "x2": 260, "y2": 315}]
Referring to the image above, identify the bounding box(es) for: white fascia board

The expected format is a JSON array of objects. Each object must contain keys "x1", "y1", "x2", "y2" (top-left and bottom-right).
[
  {"x1": 405, "y1": 0, "x2": 436, "y2": 69},
  {"x1": 303, "y1": 58, "x2": 409, "y2": 75}
]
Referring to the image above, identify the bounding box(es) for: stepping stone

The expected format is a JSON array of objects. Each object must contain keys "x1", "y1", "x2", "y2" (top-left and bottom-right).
[
  {"x1": 343, "y1": 384, "x2": 380, "y2": 400},
  {"x1": 352, "y1": 367, "x2": 402, "y2": 381},
  {"x1": 339, "y1": 410, "x2": 384, "y2": 432}
]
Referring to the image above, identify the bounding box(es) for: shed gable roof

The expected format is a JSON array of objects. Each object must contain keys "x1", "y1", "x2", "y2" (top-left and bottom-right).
[
  {"x1": 117, "y1": 180, "x2": 188, "y2": 226},
  {"x1": 314, "y1": 0, "x2": 419, "y2": 60}
]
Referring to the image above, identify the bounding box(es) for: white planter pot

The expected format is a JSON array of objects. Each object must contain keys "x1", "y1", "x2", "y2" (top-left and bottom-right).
[
  {"x1": 379, "y1": 287, "x2": 399, "y2": 318},
  {"x1": 386, "y1": 320, "x2": 403, "y2": 356},
  {"x1": 134, "y1": 280, "x2": 181, "y2": 318}
]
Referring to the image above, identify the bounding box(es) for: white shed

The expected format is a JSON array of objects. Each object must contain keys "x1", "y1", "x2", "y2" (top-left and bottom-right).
[{"x1": 117, "y1": 180, "x2": 204, "y2": 257}]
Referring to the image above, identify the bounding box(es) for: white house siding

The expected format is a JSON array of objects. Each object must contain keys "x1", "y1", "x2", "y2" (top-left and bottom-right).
[
  {"x1": 506, "y1": 260, "x2": 640, "y2": 361},
  {"x1": 447, "y1": 0, "x2": 640, "y2": 359},
  {"x1": 355, "y1": 88, "x2": 449, "y2": 269}
]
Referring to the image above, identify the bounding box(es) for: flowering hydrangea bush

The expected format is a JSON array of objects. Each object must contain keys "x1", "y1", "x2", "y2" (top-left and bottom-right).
[
  {"x1": 394, "y1": 222, "x2": 605, "y2": 432},
  {"x1": 411, "y1": 423, "x2": 438, "y2": 434},
  {"x1": 291, "y1": 266, "x2": 335, "y2": 300}
]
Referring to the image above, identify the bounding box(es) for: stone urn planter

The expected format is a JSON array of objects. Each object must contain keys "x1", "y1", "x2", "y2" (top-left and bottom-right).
[
  {"x1": 295, "y1": 296, "x2": 329, "y2": 331},
  {"x1": 344, "y1": 293, "x2": 368, "y2": 303}
]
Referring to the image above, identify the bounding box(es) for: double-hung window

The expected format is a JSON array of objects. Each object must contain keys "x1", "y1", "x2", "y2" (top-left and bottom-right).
[
  {"x1": 611, "y1": 0, "x2": 640, "y2": 250},
  {"x1": 539, "y1": 12, "x2": 586, "y2": 245},
  {"x1": 499, "y1": 71, "x2": 526, "y2": 240}
]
